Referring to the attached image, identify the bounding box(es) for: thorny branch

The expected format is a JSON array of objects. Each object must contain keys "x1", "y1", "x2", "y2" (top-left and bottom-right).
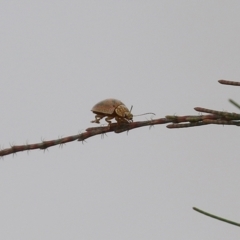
[{"x1": 1, "y1": 79, "x2": 240, "y2": 158}]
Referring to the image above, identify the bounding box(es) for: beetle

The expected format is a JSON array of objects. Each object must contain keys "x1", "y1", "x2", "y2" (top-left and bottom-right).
[{"x1": 91, "y1": 98, "x2": 133, "y2": 125}]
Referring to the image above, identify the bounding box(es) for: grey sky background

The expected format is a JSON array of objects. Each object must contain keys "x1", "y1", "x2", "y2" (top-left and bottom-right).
[{"x1": 1, "y1": 1, "x2": 240, "y2": 239}]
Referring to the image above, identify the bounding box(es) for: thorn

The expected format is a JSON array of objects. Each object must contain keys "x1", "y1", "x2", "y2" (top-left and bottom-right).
[
  {"x1": 101, "y1": 133, "x2": 107, "y2": 139},
  {"x1": 149, "y1": 124, "x2": 154, "y2": 130},
  {"x1": 42, "y1": 148, "x2": 49, "y2": 153},
  {"x1": 58, "y1": 136, "x2": 65, "y2": 148},
  {"x1": 80, "y1": 139, "x2": 87, "y2": 144},
  {"x1": 25, "y1": 141, "x2": 30, "y2": 154}
]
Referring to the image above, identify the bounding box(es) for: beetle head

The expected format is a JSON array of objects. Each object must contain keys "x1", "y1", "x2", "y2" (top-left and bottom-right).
[
  {"x1": 125, "y1": 111, "x2": 133, "y2": 120},
  {"x1": 115, "y1": 104, "x2": 133, "y2": 120}
]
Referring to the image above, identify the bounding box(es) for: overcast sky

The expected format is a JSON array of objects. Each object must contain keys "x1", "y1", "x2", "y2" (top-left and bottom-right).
[{"x1": 1, "y1": 1, "x2": 240, "y2": 239}]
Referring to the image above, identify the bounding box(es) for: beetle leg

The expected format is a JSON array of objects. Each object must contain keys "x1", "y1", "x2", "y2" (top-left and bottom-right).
[
  {"x1": 105, "y1": 116, "x2": 114, "y2": 125},
  {"x1": 91, "y1": 114, "x2": 104, "y2": 124},
  {"x1": 115, "y1": 117, "x2": 129, "y2": 124}
]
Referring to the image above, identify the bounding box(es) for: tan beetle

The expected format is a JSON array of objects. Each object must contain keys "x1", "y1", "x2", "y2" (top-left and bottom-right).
[{"x1": 91, "y1": 98, "x2": 154, "y2": 125}]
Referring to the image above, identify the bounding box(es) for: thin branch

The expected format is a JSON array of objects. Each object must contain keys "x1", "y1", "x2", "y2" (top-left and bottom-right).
[
  {"x1": 218, "y1": 79, "x2": 240, "y2": 86},
  {"x1": 1, "y1": 106, "x2": 240, "y2": 157},
  {"x1": 0, "y1": 118, "x2": 170, "y2": 157},
  {"x1": 1, "y1": 79, "x2": 240, "y2": 157},
  {"x1": 193, "y1": 207, "x2": 240, "y2": 227},
  {"x1": 229, "y1": 99, "x2": 240, "y2": 109},
  {"x1": 194, "y1": 107, "x2": 240, "y2": 119}
]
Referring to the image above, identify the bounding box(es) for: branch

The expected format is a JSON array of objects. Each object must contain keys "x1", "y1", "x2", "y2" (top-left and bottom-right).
[
  {"x1": 193, "y1": 207, "x2": 240, "y2": 227},
  {"x1": 218, "y1": 79, "x2": 240, "y2": 86},
  {"x1": 1, "y1": 107, "x2": 240, "y2": 157},
  {"x1": 229, "y1": 99, "x2": 240, "y2": 109},
  {"x1": 1, "y1": 79, "x2": 240, "y2": 157},
  {"x1": 0, "y1": 118, "x2": 170, "y2": 157}
]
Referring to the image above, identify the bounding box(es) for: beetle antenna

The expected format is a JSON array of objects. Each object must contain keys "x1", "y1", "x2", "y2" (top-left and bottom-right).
[
  {"x1": 129, "y1": 105, "x2": 155, "y2": 117},
  {"x1": 130, "y1": 105, "x2": 133, "y2": 113},
  {"x1": 133, "y1": 112, "x2": 155, "y2": 117}
]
